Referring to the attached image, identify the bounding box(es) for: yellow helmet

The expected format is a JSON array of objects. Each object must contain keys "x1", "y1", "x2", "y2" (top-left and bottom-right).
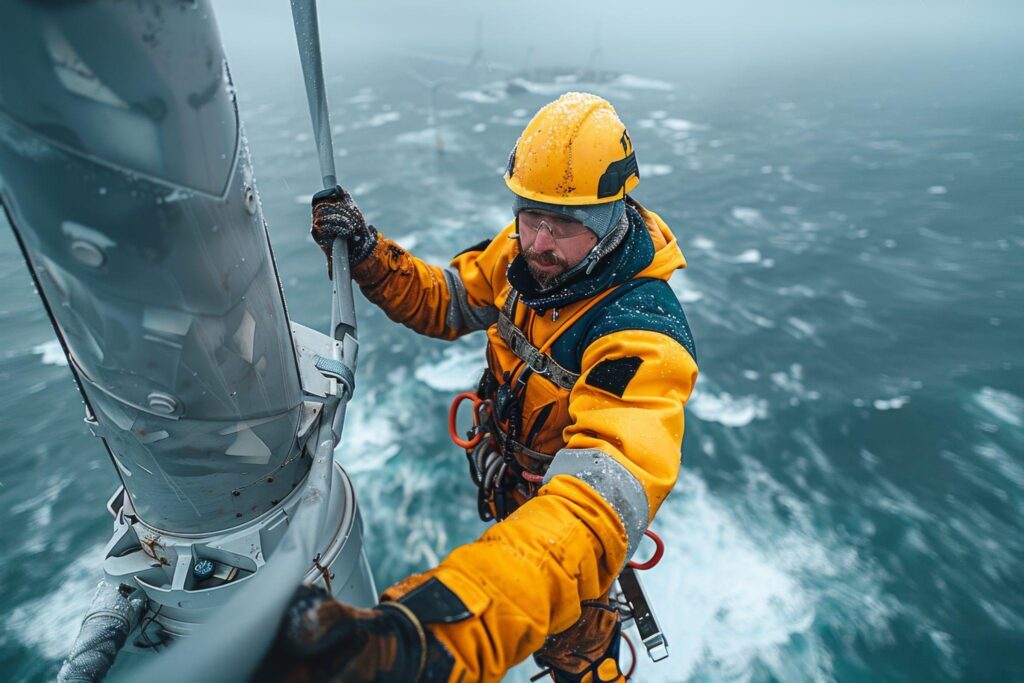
[{"x1": 504, "y1": 92, "x2": 640, "y2": 206}]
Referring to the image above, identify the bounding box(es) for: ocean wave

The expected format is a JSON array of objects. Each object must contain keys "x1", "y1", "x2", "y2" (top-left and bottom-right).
[
  {"x1": 395, "y1": 128, "x2": 459, "y2": 151},
  {"x1": 32, "y1": 340, "x2": 67, "y2": 366},
  {"x1": 689, "y1": 387, "x2": 768, "y2": 427},
  {"x1": 414, "y1": 345, "x2": 485, "y2": 392},
  {"x1": 638, "y1": 163, "x2": 673, "y2": 177},
  {"x1": 6, "y1": 543, "x2": 106, "y2": 660},
  {"x1": 632, "y1": 470, "x2": 894, "y2": 682},
  {"x1": 973, "y1": 387, "x2": 1023, "y2": 427},
  {"x1": 613, "y1": 74, "x2": 674, "y2": 91},
  {"x1": 731, "y1": 207, "x2": 764, "y2": 226}
]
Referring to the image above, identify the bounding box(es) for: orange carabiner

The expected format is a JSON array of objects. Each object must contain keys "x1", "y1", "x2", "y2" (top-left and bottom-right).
[
  {"x1": 449, "y1": 392, "x2": 484, "y2": 449},
  {"x1": 627, "y1": 529, "x2": 665, "y2": 571}
]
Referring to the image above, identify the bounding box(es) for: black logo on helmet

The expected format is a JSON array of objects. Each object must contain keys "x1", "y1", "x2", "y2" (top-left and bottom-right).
[
  {"x1": 597, "y1": 152, "x2": 639, "y2": 199},
  {"x1": 505, "y1": 145, "x2": 518, "y2": 177}
]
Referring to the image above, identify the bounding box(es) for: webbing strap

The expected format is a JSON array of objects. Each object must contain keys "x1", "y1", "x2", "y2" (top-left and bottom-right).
[
  {"x1": 497, "y1": 290, "x2": 580, "y2": 391},
  {"x1": 490, "y1": 418, "x2": 555, "y2": 464}
]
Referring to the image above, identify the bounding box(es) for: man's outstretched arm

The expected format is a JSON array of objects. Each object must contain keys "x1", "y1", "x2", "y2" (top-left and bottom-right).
[
  {"x1": 311, "y1": 185, "x2": 501, "y2": 340},
  {"x1": 263, "y1": 328, "x2": 696, "y2": 682},
  {"x1": 376, "y1": 328, "x2": 698, "y2": 681}
]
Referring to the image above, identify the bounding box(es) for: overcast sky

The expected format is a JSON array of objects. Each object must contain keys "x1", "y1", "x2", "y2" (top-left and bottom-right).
[{"x1": 216, "y1": 0, "x2": 1022, "y2": 80}]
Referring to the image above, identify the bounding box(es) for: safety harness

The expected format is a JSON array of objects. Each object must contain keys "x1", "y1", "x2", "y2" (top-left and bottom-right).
[
  {"x1": 451, "y1": 280, "x2": 649, "y2": 521},
  {"x1": 496, "y1": 289, "x2": 580, "y2": 391},
  {"x1": 448, "y1": 280, "x2": 673, "y2": 680}
]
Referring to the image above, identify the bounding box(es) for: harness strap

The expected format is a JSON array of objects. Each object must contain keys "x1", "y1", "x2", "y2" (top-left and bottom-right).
[
  {"x1": 490, "y1": 417, "x2": 556, "y2": 465},
  {"x1": 497, "y1": 290, "x2": 581, "y2": 391}
]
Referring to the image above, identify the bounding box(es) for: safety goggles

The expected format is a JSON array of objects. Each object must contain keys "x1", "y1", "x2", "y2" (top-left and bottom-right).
[{"x1": 517, "y1": 210, "x2": 591, "y2": 240}]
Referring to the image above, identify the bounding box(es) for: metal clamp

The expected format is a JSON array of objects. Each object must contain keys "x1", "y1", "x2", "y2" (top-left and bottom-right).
[{"x1": 617, "y1": 566, "x2": 669, "y2": 662}]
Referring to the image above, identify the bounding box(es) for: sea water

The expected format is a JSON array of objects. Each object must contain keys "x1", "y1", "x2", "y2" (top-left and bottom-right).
[{"x1": 1, "y1": 5, "x2": 1021, "y2": 681}]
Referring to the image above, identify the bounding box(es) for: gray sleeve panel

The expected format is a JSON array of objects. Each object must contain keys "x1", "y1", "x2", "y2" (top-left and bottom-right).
[
  {"x1": 443, "y1": 267, "x2": 499, "y2": 332},
  {"x1": 542, "y1": 447, "x2": 650, "y2": 566}
]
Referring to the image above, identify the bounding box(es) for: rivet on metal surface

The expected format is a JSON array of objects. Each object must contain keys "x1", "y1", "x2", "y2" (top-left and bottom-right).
[
  {"x1": 70, "y1": 240, "x2": 105, "y2": 268},
  {"x1": 243, "y1": 185, "x2": 257, "y2": 215},
  {"x1": 146, "y1": 392, "x2": 178, "y2": 415}
]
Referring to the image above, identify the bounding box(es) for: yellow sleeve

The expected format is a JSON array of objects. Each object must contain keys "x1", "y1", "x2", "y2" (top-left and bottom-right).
[
  {"x1": 562, "y1": 328, "x2": 698, "y2": 523},
  {"x1": 382, "y1": 329, "x2": 698, "y2": 681},
  {"x1": 350, "y1": 226, "x2": 514, "y2": 340}
]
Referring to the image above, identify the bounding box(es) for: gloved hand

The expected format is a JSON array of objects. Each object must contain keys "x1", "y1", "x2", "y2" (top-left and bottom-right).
[
  {"x1": 260, "y1": 585, "x2": 427, "y2": 683},
  {"x1": 311, "y1": 185, "x2": 379, "y2": 278}
]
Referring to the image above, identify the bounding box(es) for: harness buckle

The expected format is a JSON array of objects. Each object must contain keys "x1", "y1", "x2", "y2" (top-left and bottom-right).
[{"x1": 526, "y1": 352, "x2": 548, "y2": 374}]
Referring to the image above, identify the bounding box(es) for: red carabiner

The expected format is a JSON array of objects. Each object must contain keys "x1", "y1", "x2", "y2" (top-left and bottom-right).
[
  {"x1": 627, "y1": 529, "x2": 665, "y2": 571},
  {"x1": 449, "y1": 392, "x2": 484, "y2": 449}
]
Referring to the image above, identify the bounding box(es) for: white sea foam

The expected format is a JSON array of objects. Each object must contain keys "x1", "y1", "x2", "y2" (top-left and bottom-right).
[
  {"x1": 638, "y1": 163, "x2": 673, "y2": 177},
  {"x1": 613, "y1": 74, "x2": 674, "y2": 91},
  {"x1": 770, "y1": 364, "x2": 821, "y2": 402},
  {"x1": 395, "y1": 128, "x2": 459, "y2": 151},
  {"x1": 6, "y1": 544, "x2": 106, "y2": 660},
  {"x1": 364, "y1": 111, "x2": 400, "y2": 127},
  {"x1": 391, "y1": 233, "x2": 420, "y2": 250},
  {"x1": 689, "y1": 387, "x2": 768, "y2": 427},
  {"x1": 337, "y1": 402, "x2": 402, "y2": 474},
  {"x1": 691, "y1": 236, "x2": 715, "y2": 250},
  {"x1": 731, "y1": 207, "x2": 764, "y2": 226},
  {"x1": 927, "y1": 185, "x2": 948, "y2": 195},
  {"x1": 33, "y1": 339, "x2": 67, "y2": 366},
  {"x1": 347, "y1": 90, "x2": 376, "y2": 104},
  {"x1": 874, "y1": 396, "x2": 910, "y2": 411},
  {"x1": 730, "y1": 248, "x2": 763, "y2": 264},
  {"x1": 974, "y1": 387, "x2": 1023, "y2": 427},
  {"x1": 630, "y1": 471, "x2": 893, "y2": 682},
  {"x1": 457, "y1": 88, "x2": 504, "y2": 104},
  {"x1": 350, "y1": 182, "x2": 377, "y2": 197},
  {"x1": 414, "y1": 345, "x2": 484, "y2": 392},
  {"x1": 661, "y1": 118, "x2": 697, "y2": 131},
  {"x1": 787, "y1": 316, "x2": 817, "y2": 338}
]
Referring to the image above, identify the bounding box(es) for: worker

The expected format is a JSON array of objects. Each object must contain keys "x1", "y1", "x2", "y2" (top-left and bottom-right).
[{"x1": 263, "y1": 92, "x2": 698, "y2": 682}]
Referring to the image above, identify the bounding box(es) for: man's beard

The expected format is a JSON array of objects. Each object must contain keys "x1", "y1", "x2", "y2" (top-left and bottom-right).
[{"x1": 523, "y1": 247, "x2": 569, "y2": 289}]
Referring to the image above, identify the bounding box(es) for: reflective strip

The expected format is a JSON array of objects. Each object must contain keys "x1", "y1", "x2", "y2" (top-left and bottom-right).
[
  {"x1": 542, "y1": 448, "x2": 650, "y2": 564},
  {"x1": 497, "y1": 290, "x2": 580, "y2": 391},
  {"x1": 443, "y1": 267, "x2": 499, "y2": 332}
]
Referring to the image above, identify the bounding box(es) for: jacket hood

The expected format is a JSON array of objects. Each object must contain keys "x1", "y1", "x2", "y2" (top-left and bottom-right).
[{"x1": 508, "y1": 197, "x2": 685, "y2": 310}]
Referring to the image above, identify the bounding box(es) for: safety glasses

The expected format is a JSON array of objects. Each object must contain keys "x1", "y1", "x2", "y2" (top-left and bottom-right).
[{"x1": 517, "y1": 210, "x2": 591, "y2": 240}]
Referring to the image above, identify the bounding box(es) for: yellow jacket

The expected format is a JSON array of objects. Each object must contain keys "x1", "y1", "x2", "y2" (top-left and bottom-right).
[{"x1": 352, "y1": 199, "x2": 698, "y2": 681}]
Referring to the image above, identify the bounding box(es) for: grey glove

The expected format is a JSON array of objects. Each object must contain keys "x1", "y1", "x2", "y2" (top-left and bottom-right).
[{"x1": 311, "y1": 185, "x2": 379, "y2": 278}]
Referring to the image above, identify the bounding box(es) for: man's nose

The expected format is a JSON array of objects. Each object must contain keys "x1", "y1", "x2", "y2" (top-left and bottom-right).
[{"x1": 532, "y1": 226, "x2": 557, "y2": 251}]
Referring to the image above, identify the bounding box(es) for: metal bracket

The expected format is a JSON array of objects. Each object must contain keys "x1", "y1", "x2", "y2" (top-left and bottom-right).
[
  {"x1": 617, "y1": 566, "x2": 669, "y2": 662},
  {"x1": 290, "y1": 321, "x2": 337, "y2": 400}
]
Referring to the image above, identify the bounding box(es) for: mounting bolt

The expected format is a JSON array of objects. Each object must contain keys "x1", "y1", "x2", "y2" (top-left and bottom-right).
[
  {"x1": 193, "y1": 559, "x2": 215, "y2": 581},
  {"x1": 71, "y1": 240, "x2": 105, "y2": 268},
  {"x1": 146, "y1": 392, "x2": 178, "y2": 415}
]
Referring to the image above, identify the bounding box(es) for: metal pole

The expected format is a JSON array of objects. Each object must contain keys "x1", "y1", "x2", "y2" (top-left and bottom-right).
[{"x1": 290, "y1": 0, "x2": 358, "y2": 350}]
